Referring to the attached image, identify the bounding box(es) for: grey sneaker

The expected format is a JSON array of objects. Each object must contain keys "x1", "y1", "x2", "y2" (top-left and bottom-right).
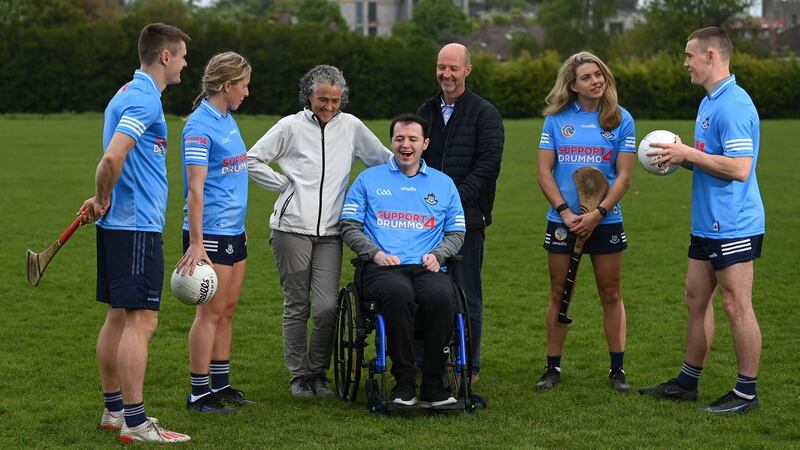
[
  {"x1": 638, "y1": 378, "x2": 698, "y2": 401},
  {"x1": 309, "y1": 375, "x2": 334, "y2": 398},
  {"x1": 701, "y1": 391, "x2": 759, "y2": 415},
  {"x1": 99, "y1": 408, "x2": 124, "y2": 430},
  {"x1": 290, "y1": 377, "x2": 314, "y2": 398},
  {"x1": 537, "y1": 365, "x2": 561, "y2": 390}
]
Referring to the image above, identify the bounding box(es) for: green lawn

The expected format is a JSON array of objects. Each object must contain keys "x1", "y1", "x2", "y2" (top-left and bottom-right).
[{"x1": 1, "y1": 114, "x2": 798, "y2": 448}]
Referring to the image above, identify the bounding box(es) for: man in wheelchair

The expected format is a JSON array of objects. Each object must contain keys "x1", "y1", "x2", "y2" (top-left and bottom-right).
[{"x1": 340, "y1": 113, "x2": 466, "y2": 408}]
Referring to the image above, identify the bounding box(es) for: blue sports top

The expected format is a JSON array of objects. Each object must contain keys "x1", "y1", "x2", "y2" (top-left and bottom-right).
[
  {"x1": 341, "y1": 158, "x2": 466, "y2": 264},
  {"x1": 181, "y1": 98, "x2": 248, "y2": 235},
  {"x1": 97, "y1": 70, "x2": 168, "y2": 232},
  {"x1": 691, "y1": 75, "x2": 764, "y2": 238},
  {"x1": 538, "y1": 102, "x2": 636, "y2": 224}
]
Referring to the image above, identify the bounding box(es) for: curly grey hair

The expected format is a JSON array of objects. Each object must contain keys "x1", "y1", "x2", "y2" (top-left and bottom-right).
[{"x1": 298, "y1": 65, "x2": 349, "y2": 109}]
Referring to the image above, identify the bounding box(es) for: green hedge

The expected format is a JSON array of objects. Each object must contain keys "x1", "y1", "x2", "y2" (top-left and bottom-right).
[{"x1": 1, "y1": 20, "x2": 797, "y2": 119}]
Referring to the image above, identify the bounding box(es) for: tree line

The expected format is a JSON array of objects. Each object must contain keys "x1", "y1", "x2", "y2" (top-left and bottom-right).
[{"x1": 1, "y1": 0, "x2": 797, "y2": 119}]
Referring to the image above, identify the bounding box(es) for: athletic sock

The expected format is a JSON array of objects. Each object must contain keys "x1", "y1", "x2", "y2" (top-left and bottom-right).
[
  {"x1": 190, "y1": 373, "x2": 211, "y2": 402},
  {"x1": 676, "y1": 361, "x2": 703, "y2": 390},
  {"x1": 609, "y1": 352, "x2": 625, "y2": 373},
  {"x1": 547, "y1": 355, "x2": 561, "y2": 370},
  {"x1": 733, "y1": 374, "x2": 757, "y2": 399},
  {"x1": 123, "y1": 402, "x2": 147, "y2": 429},
  {"x1": 103, "y1": 391, "x2": 123, "y2": 414},
  {"x1": 210, "y1": 360, "x2": 230, "y2": 392}
]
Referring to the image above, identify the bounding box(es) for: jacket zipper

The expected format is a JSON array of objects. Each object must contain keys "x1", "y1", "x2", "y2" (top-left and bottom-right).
[{"x1": 316, "y1": 125, "x2": 325, "y2": 237}]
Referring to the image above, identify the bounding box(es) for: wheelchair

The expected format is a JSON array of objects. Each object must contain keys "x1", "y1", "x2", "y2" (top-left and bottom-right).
[{"x1": 333, "y1": 255, "x2": 480, "y2": 414}]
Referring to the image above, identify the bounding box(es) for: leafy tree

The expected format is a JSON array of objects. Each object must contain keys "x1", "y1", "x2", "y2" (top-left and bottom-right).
[
  {"x1": 536, "y1": 0, "x2": 622, "y2": 58},
  {"x1": 394, "y1": 0, "x2": 472, "y2": 45},
  {"x1": 0, "y1": 0, "x2": 88, "y2": 26},
  {"x1": 627, "y1": 0, "x2": 753, "y2": 56},
  {"x1": 209, "y1": 0, "x2": 275, "y2": 22},
  {"x1": 296, "y1": 0, "x2": 347, "y2": 30}
]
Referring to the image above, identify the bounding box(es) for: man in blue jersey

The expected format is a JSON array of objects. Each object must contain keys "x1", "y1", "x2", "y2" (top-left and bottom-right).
[
  {"x1": 340, "y1": 113, "x2": 466, "y2": 408},
  {"x1": 639, "y1": 27, "x2": 764, "y2": 415},
  {"x1": 79, "y1": 23, "x2": 192, "y2": 442}
]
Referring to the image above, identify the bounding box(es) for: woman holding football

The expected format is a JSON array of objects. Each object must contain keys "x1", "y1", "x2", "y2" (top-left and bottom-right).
[{"x1": 176, "y1": 52, "x2": 254, "y2": 413}]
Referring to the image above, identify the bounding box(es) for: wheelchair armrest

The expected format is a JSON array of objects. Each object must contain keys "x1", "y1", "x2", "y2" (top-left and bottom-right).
[
  {"x1": 446, "y1": 255, "x2": 463, "y2": 263},
  {"x1": 350, "y1": 253, "x2": 372, "y2": 267}
]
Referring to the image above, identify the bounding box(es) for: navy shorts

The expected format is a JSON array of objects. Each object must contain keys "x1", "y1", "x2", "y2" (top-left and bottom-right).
[
  {"x1": 182, "y1": 230, "x2": 247, "y2": 265},
  {"x1": 96, "y1": 227, "x2": 164, "y2": 310},
  {"x1": 688, "y1": 234, "x2": 763, "y2": 270},
  {"x1": 543, "y1": 221, "x2": 628, "y2": 255}
]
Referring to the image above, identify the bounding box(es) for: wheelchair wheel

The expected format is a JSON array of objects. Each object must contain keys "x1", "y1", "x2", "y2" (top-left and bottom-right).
[
  {"x1": 445, "y1": 286, "x2": 474, "y2": 411},
  {"x1": 334, "y1": 284, "x2": 361, "y2": 401}
]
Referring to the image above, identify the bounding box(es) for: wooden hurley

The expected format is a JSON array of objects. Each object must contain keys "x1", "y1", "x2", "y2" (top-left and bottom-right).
[{"x1": 557, "y1": 166, "x2": 609, "y2": 325}]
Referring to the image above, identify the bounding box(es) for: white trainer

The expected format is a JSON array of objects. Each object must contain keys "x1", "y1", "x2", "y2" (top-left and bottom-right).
[
  {"x1": 99, "y1": 408, "x2": 124, "y2": 430},
  {"x1": 118, "y1": 417, "x2": 191, "y2": 444}
]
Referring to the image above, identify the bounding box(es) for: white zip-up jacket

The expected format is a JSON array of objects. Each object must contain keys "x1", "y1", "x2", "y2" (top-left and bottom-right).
[{"x1": 247, "y1": 109, "x2": 392, "y2": 236}]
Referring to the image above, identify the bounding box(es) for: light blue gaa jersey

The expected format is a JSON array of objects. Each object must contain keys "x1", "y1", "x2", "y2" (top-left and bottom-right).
[
  {"x1": 341, "y1": 158, "x2": 466, "y2": 265},
  {"x1": 97, "y1": 70, "x2": 168, "y2": 232},
  {"x1": 181, "y1": 99, "x2": 248, "y2": 235},
  {"x1": 691, "y1": 75, "x2": 764, "y2": 238},
  {"x1": 538, "y1": 102, "x2": 636, "y2": 224}
]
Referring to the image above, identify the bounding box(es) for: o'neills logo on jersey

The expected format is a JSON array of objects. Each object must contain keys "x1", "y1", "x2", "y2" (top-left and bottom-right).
[
  {"x1": 185, "y1": 135, "x2": 207, "y2": 146},
  {"x1": 557, "y1": 145, "x2": 612, "y2": 164},
  {"x1": 153, "y1": 137, "x2": 167, "y2": 155},
  {"x1": 222, "y1": 153, "x2": 247, "y2": 174},
  {"x1": 376, "y1": 210, "x2": 435, "y2": 230}
]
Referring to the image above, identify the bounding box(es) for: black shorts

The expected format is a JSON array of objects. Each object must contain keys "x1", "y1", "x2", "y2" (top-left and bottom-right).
[
  {"x1": 543, "y1": 221, "x2": 628, "y2": 255},
  {"x1": 96, "y1": 227, "x2": 164, "y2": 310},
  {"x1": 182, "y1": 230, "x2": 247, "y2": 265},
  {"x1": 688, "y1": 234, "x2": 763, "y2": 270}
]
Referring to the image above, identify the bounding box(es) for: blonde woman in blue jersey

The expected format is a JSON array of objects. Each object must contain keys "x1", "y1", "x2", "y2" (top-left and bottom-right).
[
  {"x1": 535, "y1": 51, "x2": 636, "y2": 392},
  {"x1": 175, "y1": 52, "x2": 254, "y2": 413}
]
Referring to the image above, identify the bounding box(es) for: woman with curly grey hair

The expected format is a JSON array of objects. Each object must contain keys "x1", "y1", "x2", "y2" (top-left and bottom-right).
[{"x1": 247, "y1": 65, "x2": 392, "y2": 398}]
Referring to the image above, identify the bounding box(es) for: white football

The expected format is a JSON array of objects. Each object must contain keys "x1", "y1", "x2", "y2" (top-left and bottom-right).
[
  {"x1": 170, "y1": 261, "x2": 218, "y2": 306},
  {"x1": 638, "y1": 130, "x2": 680, "y2": 176}
]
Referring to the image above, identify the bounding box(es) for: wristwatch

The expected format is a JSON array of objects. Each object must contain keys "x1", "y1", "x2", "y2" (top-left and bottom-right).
[
  {"x1": 597, "y1": 206, "x2": 608, "y2": 217},
  {"x1": 555, "y1": 202, "x2": 569, "y2": 213}
]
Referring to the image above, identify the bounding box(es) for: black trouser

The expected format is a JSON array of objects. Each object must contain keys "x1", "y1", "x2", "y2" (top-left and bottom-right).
[{"x1": 361, "y1": 263, "x2": 455, "y2": 391}]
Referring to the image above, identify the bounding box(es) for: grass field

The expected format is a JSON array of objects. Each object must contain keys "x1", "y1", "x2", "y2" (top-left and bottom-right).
[{"x1": 1, "y1": 114, "x2": 798, "y2": 448}]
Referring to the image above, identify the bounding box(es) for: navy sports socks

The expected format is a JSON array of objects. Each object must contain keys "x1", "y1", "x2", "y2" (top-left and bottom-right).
[
  {"x1": 547, "y1": 355, "x2": 561, "y2": 369},
  {"x1": 123, "y1": 402, "x2": 147, "y2": 428},
  {"x1": 610, "y1": 352, "x2": 625, "y2": 372},
  {"x1": 676, "y1": 361, "x2": 703, "y2": 390},
  {"x1": 734, "y1": 374, "x2": 757, "y2": 399},
  {"x1": 210, "y1": 360, "x2": 230, "y2": 392},
  {"x1": 190, "y1": 373, "x2": 211, "y2": 401},
  {"x1": 103, "y1": 391, "x2": 123, "y2": 414}
]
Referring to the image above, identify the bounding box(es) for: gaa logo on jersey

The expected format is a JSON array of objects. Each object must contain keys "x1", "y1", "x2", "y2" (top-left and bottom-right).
[
  {"x1": 153, "y1": 137, "x2": 167, "y2": 155},
  {"x1": 424, "y1": 193, "x2": 438, "y2": 205},
  {"x1": 561, "y1": 125, "x2": 576, "y2": 138},
  {"x1": 702, "y1": 117, "x2": 710, "y2": 130},
  {"x1": 554, "y1": 226, "x2": 568, "y2": 241},
  {"x1": 601, "y1": 130, "x2": 614, "y2": 140}
]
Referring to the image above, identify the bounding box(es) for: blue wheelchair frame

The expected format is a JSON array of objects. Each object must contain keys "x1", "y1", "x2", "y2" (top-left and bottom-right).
[{"x1": 333, "y1": 256, "x2": 475, "y2": 414}]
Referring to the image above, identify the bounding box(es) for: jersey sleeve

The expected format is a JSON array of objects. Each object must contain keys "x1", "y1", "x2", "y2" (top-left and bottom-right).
[
  {"x1": 341, "y1": 174, "x2": 368, "y2": 224},
  {"x1": 115, "y1": 96, "x2": 160, "y2": 142},
  {"x1": 618, "y1": 110, "x2": 636, "y2": 153},
  {"x1": 182, "y1": 123, "x2": 212, "y2": 167},
  {"x1": 444, "y1": 179, "x2": 466, "y2": 232},
  {"x1": 718, "y1": 105, "x2": 756, "y2": 158},
  {"x1": 539, "y1": 116, "x2": 555, "y2": 151}
]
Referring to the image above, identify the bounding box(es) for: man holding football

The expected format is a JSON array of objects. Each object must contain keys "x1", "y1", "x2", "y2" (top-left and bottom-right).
[{"x1": 639, "y1": 26, "x2": 765, "y2": 415}]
